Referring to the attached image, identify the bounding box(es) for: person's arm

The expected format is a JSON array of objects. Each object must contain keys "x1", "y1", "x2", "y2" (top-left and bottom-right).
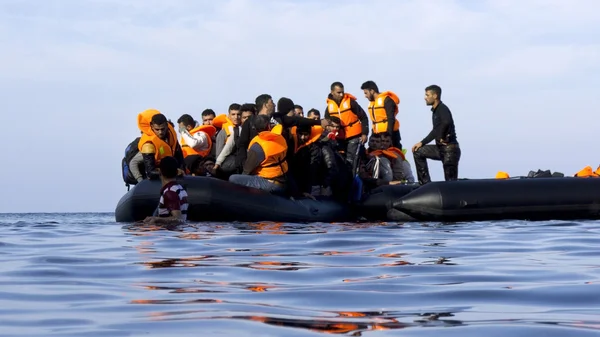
[
  {"x1": 242, "y1": 143, "x2": 264, "y2": 175},
  {"x1": 324, "y1": 105, "x2": 331, "y2": 119},
  {"x1": 435, "y1": 105, "x2": 453, "y2": 143},
  {"x1": 140, "y1": 143, "x2": 159, "y2": 179},
  {"x1": 214, "y1": 129, "x2": 227, "y2": 157},
  {"x1": 383, "y1": 97, "x2": 396, "y2": 135},
  {"x1": 129, "y1": 152, "x2": 145, "y2": 182},
  {"x1": 145, "y1": 190, "x2": 184, "y2": 223},
  {"x1": 321, "y1": 145, "x2": 339, "y2": 188},
  {"x1": 216, "y1": 130, "x2": 235, "y2": 166},
  {"x1": 280, "y1": 114, "x2": 321, "y2": 128},
  {"x1": 173, "y1": 144, "x2": 186, "y2": 171},
  {"x1": 391, "y1": 157, "x2": 405, "y2": 181},
  {"x1": 351, "y1": 99, "x2": 370, "y2": 136},
  {"x1": 235, "y1": 118, "x2": 252, "y2": 168},
  {"x1": 181, "y1": 130, "x2": 208, "y2": 150}
]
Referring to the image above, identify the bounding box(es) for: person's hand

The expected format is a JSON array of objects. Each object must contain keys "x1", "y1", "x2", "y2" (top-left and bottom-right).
[
  {"x1": 412, "y1": 142, "x2": 423, "y2": 152},
  {"x1": 177, "y1": 168, "x2": 185, "y2": 176},
  {"x1": 360, "y1": 134, "x2": 368, "y2": 144},
  {"x1": 302, "y1": 192, "x2": 316, "y2": 200},
  {"x1": 389, "y1": 180, "x2": 402, "y2": 185},
  {"x1": 439, "y1": 139, "x2": 448, "y2": 146}
]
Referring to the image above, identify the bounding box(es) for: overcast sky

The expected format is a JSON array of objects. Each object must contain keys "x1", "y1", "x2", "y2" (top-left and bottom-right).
[{"x1": 1, "y1": 0, "x2": 598, "y2": 213}]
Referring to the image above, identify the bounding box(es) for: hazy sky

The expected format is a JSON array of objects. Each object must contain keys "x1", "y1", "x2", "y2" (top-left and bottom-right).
[{"x1": 1, "y1": 0, "x2": 598, "y2": 212}]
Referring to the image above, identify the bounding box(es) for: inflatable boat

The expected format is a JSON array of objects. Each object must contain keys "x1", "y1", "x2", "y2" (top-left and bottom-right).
[
  {"x1": 115, "y1": 176, "x2": 418, "y2": 223},
  {"x1": 393, "y1": 177, "x2": 600, "y2": 222}
]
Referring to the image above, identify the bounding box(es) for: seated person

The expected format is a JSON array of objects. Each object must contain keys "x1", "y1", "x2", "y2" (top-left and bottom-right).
[
  {"x1": 201, "y1": 109, "x2": 216, "y2": 126},
  {"x1": 177, "y1": 113, "x2": 216, "y2": 159},
  {"x1": 213, "y1": 104, "x2": 255, "y2": 179},
  {"x1": 214, "y1": 104, "x2": 242, "y2": 157},
  {"x1": 143, "y1": 156, "x2": 189, "y2": 225},
  {"x1": 228, "y1": 115, "x2": 288, "y2": 194},
  {"x1": 137, "y1": 109, "x2": 185, "y2": 180},
  {"x1": 379, "y1": 133, "x2": 415, "y2": 183},
  {"x1": 359, "y1": 134, "x2": 394, "y2": 189},
  {"x1": 307, "y1": 108, "x2": 321, "y2": 120}
]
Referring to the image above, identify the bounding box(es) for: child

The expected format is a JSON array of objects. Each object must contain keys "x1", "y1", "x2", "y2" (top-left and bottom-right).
[{"x1": 143, "y1": 156, "x2": 189, "y2": 224}]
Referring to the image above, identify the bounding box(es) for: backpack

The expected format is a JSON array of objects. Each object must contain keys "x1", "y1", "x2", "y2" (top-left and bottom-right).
[{"x1": 121, "y1": 137, "x2": 142, "y2": 188}]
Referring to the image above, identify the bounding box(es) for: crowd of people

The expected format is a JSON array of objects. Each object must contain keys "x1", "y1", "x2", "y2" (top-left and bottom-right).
[{"x1": 123, "y1": 81, "x2": 461, "y2": 223}]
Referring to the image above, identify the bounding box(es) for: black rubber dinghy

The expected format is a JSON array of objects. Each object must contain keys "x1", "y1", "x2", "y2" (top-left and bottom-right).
[
  {"x1": 358, "y1": 184, "x2": 420, "y2": 222},
  {"x1": 115, "y1": 176, "x2": 353, "y2": 223},
  {"x1": 393, "y1": 177, "x2": 600, "y2": 222}
]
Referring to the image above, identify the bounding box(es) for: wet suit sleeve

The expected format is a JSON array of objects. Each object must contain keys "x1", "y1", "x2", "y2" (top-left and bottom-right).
[
  {"x1": 142, "y1": 153, "x2": 159, "y2": 180},
  {"x1": 242, "y1": 143, "x2": 264, "y2": 175},
  {"x1": 235, "y1": 117, "x2": 252, "y2": 169},
  {"x1": 384, "y1": 97, "x2": 396, "y2": 135},
  {"x1": 421, "y1": 105, "x2": 452, "y2": 145},
  {"x1": 321, "y1": 145, "x2": 339, "y2": 187},
  {"x1": 174, "y1": 144, "x2": 186, "y2": 170},
  {"x1": 280, "y1": 114, "x2": 321, "y2": 128},
  {"x1": 351, "y1": 99, "x2": 370, "y2": 136}
]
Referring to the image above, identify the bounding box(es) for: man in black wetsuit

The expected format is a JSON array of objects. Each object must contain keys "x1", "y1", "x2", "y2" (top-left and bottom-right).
[{"x1": 411, "y1": 85, "x2": 461, "y2": 185}]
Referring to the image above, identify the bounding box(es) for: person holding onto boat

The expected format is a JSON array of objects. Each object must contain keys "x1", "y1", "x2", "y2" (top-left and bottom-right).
[
  {"x1": 229, "y1": 115, "x2": 290, "y2": 193},
  {"x1": 143, "y1": 156, "x2": 189, "y2": 225},
  {"x1": 137, "y1": 109, "x2": 185, "y2": 180},
  {"x1": 411, "y1": 84, "x2": 461, "y2": 184},
  {"x1": 360, "y1": 80, "x2": 402, "y2": 149},
  {"x1": 324, "y1": 82, "x2": 370, "y2": 168}
]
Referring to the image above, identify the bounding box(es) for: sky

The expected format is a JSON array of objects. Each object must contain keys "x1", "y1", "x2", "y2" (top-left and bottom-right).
[{"x1": 1, "y1": 0, "x2": 599, "y2": 213}]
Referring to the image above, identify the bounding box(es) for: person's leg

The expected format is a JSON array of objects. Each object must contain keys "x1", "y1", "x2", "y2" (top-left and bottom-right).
[
  {"x1": 229, "y1": 174, "x2": 284, "y2": 193},
  {"x1": 412, "y1": 145, "x2": 441, "y2": 185},
  {"x1": 345, "y1": 137, "x2": 361, "y2": 169},
  {"x1": 440, "y1": 145, "x2": 461, "y2": 181},
  {"x1": 392, "y1": 130, "x2": 402, "y2": 149}
]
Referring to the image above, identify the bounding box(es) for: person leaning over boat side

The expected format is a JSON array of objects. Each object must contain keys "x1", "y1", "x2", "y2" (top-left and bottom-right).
[
  {"x1": 229, "y1": 115, "x2": 289, "y2": 193},
  {"x1": 214, "y1": 103, "x2": 242, "y2": 158},
  {"x1": 201, "y1": 109, "x2": 216, "y2": 126},
  {"x1": 143, "y1": 156, "x2": 188, "y2": 225},
  {"x1": 325, "y1": 81, "x2": 370, "y2": 169},
  {"x1": 360, "y1": 80, "x2": 402, "y2": 149},
  {"x1": 137, "y1": 110, "x2": 185, "y2": 180},
  {"x1": 411, "y1": 84, "x2": 461, "y2": 184},
  {"x1": 307, "y1": 108, "x2": 320, "y2": 120},
  {"x1": 213, "y1": 103, "x2": 256, "y2": 179}
]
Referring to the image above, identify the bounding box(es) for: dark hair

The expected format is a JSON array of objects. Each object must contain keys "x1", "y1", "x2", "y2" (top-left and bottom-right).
[
  {"x1": 330, "y1": 81, "x2": 344, "y2": 91},
  {"x1": 177, "y1": 114, "x2": 195, "y2": 127},
  {"x1": 294, "y1": 104, "x2": 303, "y2": 111},
  {"x1": 255, "y1": 94, "x2": 272, "y2": 111},
  {"x1": 228, "y1": 103, "x2": 241, "y2": 112},
  {"x1": 201, "y1": 109, "x2": 216, "y2": 117},
  {"x1": 425, "y1": 85, "x2": 442, "y2": 98},
  {"x1": 240, "y1": 103, "x2": 257, "y2": 114},
  {"x1": 360, "y1": 81, "x2": 379, "y2": 92},
  {"x1": 328, "y1": 116, "x2": 341, "y2": 125},
  {"x1": 253, "y1": 115, "x2": 271, "y2": 133},
  {"x1": 159, "y1": 156, "x2": 179, "y2": 179},
  {"x1": 277, "y1": 97, "x2": 295, "y2": 114},
  {"x1": 151, "y1": 113, "x2": 168, "y2": 125},
  {"x1": 307, "y1": 108, "x2": 320, "y2": 116}
]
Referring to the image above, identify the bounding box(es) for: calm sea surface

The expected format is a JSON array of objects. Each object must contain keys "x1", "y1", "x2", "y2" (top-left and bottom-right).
[{"x1": 1, "y1": 213, "x2": 599, "y2": 336}]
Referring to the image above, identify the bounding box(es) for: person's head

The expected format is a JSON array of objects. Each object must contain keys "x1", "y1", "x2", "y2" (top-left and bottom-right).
[
  {"x1": 368, "y1": 133, "x2": 382, "y2": 150},
  {"x1": 294, "y1": 104, "x2": 304, "y2": 117},
  {"x1": 201, "y1": 109, "x2": 216, "y2": 125},
  {"x1": 253, "y1": 114, "x2": 272, "y2": 133},
  {"x1": 277, "y1": 97, "x2": 295, "y2": 117},
  {"x1": 425, "y1": 85, "x2": 442, "y2": 106},
  {"x1": 296, "y1": 125, "x2": 312, "y2": 144},
  {"x1": 255, "y1": 94, "x2": 274, "y2": 115},
  {"x1": 177, "y1": 114, "x2": 196, "y2": 132},
  {"x1": 327, "y1": 116, "x2": 342, "y2": 133},
  {"x1": 330, "y1": 81, "x2": 345, "y2": 103},
  {"x1": 228, "y1": 103, "x2": 242, "y2": 126},
  {"x1": 360, "y1": 81, "x2": 379, "y2": 101},
  {"x1": 202, "y1": 156, "x2": 215, "y2": 174},
  {"x1": 240, "y1": 103, "x2": 256, "y2": 124},
  {"x1": 159, "y1": 156, "x2": 179, "y2": 180},
  {"x1": 150, "y1": 113, "x2": 169, "y2": 139},
  {"x1": 307, "y1": 108, "x2": 320, "y2": 120},
  {"x1": 380, "y1": 132, "x2": 392, "y2": 149}
]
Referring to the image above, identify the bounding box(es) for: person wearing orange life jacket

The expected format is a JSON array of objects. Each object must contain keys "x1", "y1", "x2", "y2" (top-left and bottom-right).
[
  {"x1": 214, "y1": 103, "x2": 242, "y2": 158},
  {"x1": 228, "y1": 115, "x2": 289, "y2": 194},
  {"x1": 574, "y1": 165, "x2": 600, "y2": 177},
  {"x1": 177, "y1": 113, "x2": 217, "y2": 174},
  {"x1": 213, "y1": 103, "x2": 256, "y2": 179},
  {"x1": 137, "y1": 110, "x2": 185, "y2": 180},
  {"x1": 360, "y1": 80, "x2": 402, "y2": 149},
  {"x1": 201, "y1": 109, "x2": 216, "y2": 126},
  {"x1": 379, "y1": 133, "x2": 415, "y2": 183},
  {"x1": 325, "y1": 82, "x2": 370, "y2": 168}
]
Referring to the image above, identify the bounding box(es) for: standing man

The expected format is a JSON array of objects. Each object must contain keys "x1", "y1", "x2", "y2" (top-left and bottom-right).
[
  {"x1": 325, "y1": 81, "x2": 369, "y2": 167},
  {"x1": 360, "y1": 80, "x2": 401, "y2": 149},
  {"x1": 411, "y1": 85, "x2": 461, "y2": 184}
]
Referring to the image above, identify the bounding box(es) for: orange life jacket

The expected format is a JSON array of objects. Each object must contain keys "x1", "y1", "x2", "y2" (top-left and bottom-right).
[
  {"x1": 137, "y1": 109, "x2": 179, "y2": 164},
  {"x1": 368, "y1": 149, "x2": 399, "y2": 161},
  {"x1": 181, "y1": 124, "x2": 216, "y2": 158},
  {"x1": 271, "y1": 124, "x2": 283, "y2": 135},
  {"x1": 291, "y1": 126, "x2": 323, "y2": 153},
  {"x1": 367, "y1": 91, "x2": 400, "y2": 134},
  {"x1": 574, "y1": 166, "x2": 600, "y2": 178},
  {"x1": 248, "y1": 131, "x2": 289, "y2": 179},
  {"x1": 386, "y1": 147, "x2": 406, "y2": 161},
  {"x1": 212, "y1": 114, "x2": 229, "y2": 130},
  {"x1": 326, "y1": 94, "x2": 362, "y2": 139},
  {"x1": 495, "y1": 171, "x2": 510, "y2": 179}
]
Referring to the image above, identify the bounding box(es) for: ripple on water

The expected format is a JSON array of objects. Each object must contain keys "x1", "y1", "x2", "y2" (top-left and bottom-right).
[{"x1": 1, "y1": 215, "x2": 600, "y2": 336}]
